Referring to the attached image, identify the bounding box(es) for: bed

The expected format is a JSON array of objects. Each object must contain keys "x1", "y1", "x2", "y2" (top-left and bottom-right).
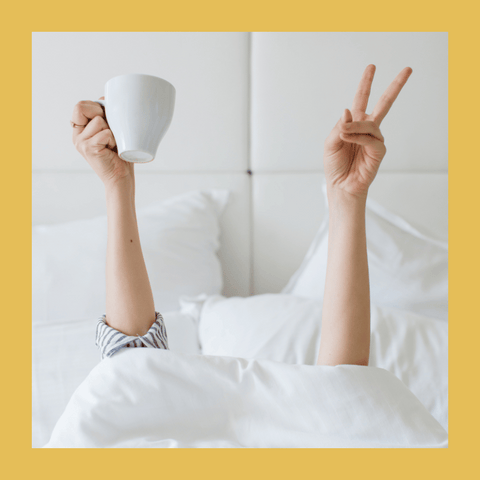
[{"x1": 32, "y1": 32, "x2": 448, "y2": 448}]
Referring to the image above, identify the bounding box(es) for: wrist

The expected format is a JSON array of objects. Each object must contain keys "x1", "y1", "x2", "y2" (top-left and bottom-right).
[
  {"x1": 105, "y1": 176, "x2": 134, "y2": 196},
  {"x1": 105, "y1": 177, "x2": 135, "y2": 207},
  {"x1": 326, "y1": 185, "x2": 367, "y2": 211}
]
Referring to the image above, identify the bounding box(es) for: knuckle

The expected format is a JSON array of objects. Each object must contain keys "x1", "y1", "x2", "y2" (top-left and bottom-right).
[
  {"x1": 95, "y1": 115, "x2": 107, "y2": 126},
  {"x1": 88, "y1": 116, "x2": 105, "y2": 130},
  {"x1": 72, "y1": 103, "x2": 84, "y2": 116},
  {"x1": 74, "y1": 100, "x2": 90, "y2": 112},
  {"x1": 73, "y1": 135, "x2": 83, "y2": 150},
  {"x1": 77, "y1": 142, "x2": 86, "y2": 156},
  {"x1": 98, "y1": 127, "x2": 111, "y2": 139}
]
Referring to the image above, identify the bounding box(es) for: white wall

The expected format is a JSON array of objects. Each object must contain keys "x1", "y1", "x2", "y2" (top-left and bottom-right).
[
  {"x1": 33, "y1": 32, "x2": 447, "y2": 296},
  {"x1": 251, "y1": 32, "x2": 448, "y2": 172}
]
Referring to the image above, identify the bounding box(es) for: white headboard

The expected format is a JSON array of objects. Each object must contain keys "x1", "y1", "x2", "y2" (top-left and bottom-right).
[{"x1": 33, "y1": 32, "x2": 447, "y2": 297}]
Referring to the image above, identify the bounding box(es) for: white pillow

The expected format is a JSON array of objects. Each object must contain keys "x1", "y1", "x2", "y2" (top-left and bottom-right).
[
  {"x1": 181, "y1": 293, "x2": 448, "y2": 431},
  {"x1": 180, "y1": 293, "x2": 322, "y2": 365},
  {"x1": 282, "y1": 182, "x2": 448, "y2": 321},
  {"x1": 32, "y1": 310, "x2": 200, "y2": 448},
  {"x1": 32, "y1": 189, "x2": 229, "y2": 324}
]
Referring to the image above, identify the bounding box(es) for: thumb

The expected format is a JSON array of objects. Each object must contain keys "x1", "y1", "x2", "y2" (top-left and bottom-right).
[
  {"x1": 342, "y1": 108, "x2": 353, "y2": 125},
  {"x1": 325, "y1": 108, "x2": 354, "y2": 153}
]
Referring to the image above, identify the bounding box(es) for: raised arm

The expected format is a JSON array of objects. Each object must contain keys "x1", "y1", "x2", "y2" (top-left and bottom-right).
[
  {"x1": 317, "y1": 65, "x2": 412, "y2": 366},
  {"x1": 71, "y1": 98, "x2": 156, "y2": 336}
]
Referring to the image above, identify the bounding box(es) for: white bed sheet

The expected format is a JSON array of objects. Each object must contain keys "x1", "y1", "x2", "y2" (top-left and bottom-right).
[
  {"x1": 32, "y1": 304, "x2": 448, "y2": 447},
  {"x1": 32, "y1": 312, "x2": 200, "y2": 448},
  {"x1": 43, "y1": 349, "x2": 447, "y2": 448}
]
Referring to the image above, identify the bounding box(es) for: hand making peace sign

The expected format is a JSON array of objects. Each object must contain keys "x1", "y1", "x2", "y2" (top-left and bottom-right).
[{"x1": 323, "y1": 65, "x2": 413, "y2": 199}]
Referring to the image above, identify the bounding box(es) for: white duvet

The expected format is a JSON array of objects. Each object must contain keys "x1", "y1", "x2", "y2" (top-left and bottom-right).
[{"x1": 44, "y1": 348, "x2": 447, "y2": 448}]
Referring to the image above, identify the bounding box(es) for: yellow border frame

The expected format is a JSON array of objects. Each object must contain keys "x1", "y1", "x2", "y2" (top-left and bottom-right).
[{"x1": 3, "y1": 0, "x2": 478, "y2": 477}]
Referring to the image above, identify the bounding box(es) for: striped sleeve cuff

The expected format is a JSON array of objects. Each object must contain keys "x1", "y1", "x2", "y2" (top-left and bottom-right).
[{"x1": 95, "y1": 311, "x2": 169, "y2": 360}]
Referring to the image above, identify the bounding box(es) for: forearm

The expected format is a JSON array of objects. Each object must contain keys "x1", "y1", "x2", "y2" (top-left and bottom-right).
[
  {"x1": 317, "y1": 189, "x2": 370, "y2": 366},
  {"x1": 105, "y1": 179, "x2": 156, "y2": 336}
]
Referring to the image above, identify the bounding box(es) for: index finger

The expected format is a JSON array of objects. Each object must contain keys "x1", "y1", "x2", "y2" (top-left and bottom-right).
[
  {"x1": 71, "y1": 99, "x2": 105, "y2": 142},
  {"x1": 371, "y1": 67, "x2": 413, "y2": 125},
  {"x1": 71, "y1": 100, "x2": 104, "y2": 126},
  {"x1": 351, "y1": 64, "x2": 376, "y2": 114}
]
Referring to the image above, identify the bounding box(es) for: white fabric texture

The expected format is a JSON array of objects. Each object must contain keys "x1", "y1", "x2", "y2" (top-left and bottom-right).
[
  {"x1": 181, "y1": 293, "x2": 322, "y2": 365},
  {"x1": 369, "y1": 304, "x2": 448, "y2": 431},
  {"x1": 180, "y1": 293, "x2": 448, "y2": 431},
  {"x1": 43, "y1": 348, "x2": 447, "y2": 448},
  {"x1": 282, "y1": 182, "x2": 448, "y2": 321},
  {"x1": 32, "y1": 189, "x2": 229, "y2": 324},
  {"x1": 32, "y1": 311, "x2": 200, "y2": 448}
]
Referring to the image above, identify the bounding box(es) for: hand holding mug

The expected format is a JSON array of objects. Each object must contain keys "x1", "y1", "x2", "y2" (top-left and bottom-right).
[
  {"x1": 71, "y1": 98, "x2": 133, "y2": 188},
  {"x1": 71, "y1": 74, "x2": 176, "y2": 188}
]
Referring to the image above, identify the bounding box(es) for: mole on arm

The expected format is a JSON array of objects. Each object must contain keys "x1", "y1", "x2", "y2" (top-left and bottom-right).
[{"x1": 130, "y1": 239, "x2": 133, "y2": 243}]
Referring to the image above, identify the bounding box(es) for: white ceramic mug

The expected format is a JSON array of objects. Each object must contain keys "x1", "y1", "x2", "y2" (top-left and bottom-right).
[{"x1": 89, "y1": 74, "x2": 176, "y2": 163}]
